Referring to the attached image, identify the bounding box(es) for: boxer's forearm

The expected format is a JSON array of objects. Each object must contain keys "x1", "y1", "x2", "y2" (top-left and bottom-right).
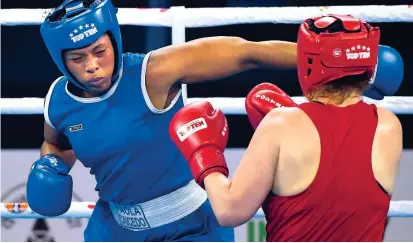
[
  {"x1": 247, "y1": 40, "x2": 297, "y2": 69},
  {"x1": 41, "y1": 141, "x2": 77, "y2": 169},
  {"x1": 148, "y1": 37, "x2": 297, "y2": 88},
  {"x1": 204, "y1": 173, "x2": 252, "y2": 227}
]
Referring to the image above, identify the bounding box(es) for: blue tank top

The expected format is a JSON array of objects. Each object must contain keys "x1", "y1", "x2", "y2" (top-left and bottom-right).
[{"x1": 44, "y1": 52, "x2": 194, "y2": 205}]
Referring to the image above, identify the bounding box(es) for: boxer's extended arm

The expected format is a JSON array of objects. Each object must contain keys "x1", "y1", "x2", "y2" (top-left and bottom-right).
[
  {"x1": 146, "y1": 36, "x2": 296, "y2": 97},
  {"x1": 203, "y1": 109, "x2": 287, "y2": 227}
]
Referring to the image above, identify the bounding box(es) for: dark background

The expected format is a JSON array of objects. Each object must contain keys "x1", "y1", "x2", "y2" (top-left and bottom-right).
[{"x1": 2, "y1": 0, "x2": 412, "y2": 149}]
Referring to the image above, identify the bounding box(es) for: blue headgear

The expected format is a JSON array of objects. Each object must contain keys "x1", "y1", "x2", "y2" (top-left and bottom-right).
[{"x1": 40, "y1": 0, "x2": 122, "y2": 90}]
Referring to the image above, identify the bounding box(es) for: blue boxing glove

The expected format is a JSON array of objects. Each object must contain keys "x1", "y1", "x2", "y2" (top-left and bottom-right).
[
  {"x1": 27, "y1": 154, "x2": 73, "y2": 216},
  {"x1": 364, "y1": 45, "x2": 404, "y2": 100}
]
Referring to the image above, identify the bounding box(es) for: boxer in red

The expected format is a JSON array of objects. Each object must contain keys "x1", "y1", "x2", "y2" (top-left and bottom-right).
[{"x1": 169, "y1": 14, "x2": 403, "y2": 241}]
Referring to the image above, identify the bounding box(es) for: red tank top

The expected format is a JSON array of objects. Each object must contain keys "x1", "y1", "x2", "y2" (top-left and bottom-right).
[{"x1": 262, "y1": 101, "x2": 390, "y2": 242}]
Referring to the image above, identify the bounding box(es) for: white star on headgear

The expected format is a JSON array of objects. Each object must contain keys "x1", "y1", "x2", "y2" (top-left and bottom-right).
[
  {"x1": 351, "y1": 46, "x2": 355, "y2": 51},
  {"x1": 85, "y1": 24, "x2": 90, "y2": 28},
  {"x1": 357, "y1": 45, "x2": 361, "y2": 49},
  {"x1": 79, "y1": 25, "x2": 83, "y2": 30},
  {"x1": 362, "y1": 46, "x2": 366, "y2": 50},
  {"x1": 69, "y1": 33, "x2": 74, "y2": 37},
  {"x1": 367, "y1": 47, "x2": 370, "y2": 51},
  {"x1": 74, "y1": 29, "x2": 78, "y2": 33},
  {"x1": 91, "y1": 23, "x2": 95, "y2": 27},
  {"x1": 346, "y1": 48, "x2": 350, "y2": 53}
]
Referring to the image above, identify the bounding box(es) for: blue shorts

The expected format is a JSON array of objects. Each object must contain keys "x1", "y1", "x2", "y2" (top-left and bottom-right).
[{"x1": 84, "y1": 199, "x2": 235, "y2": 241}]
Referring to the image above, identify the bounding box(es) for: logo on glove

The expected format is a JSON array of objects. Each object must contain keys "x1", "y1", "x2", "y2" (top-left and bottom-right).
[
  {"x1": 221, "y1": 120, "x2": 228, "y2": 137},
  {"x1": 176, "y1": 118, "x2": 207, "y2": 142},
  {"x1": 255, "y1": 94, "x2": 282, "y2": 108}
]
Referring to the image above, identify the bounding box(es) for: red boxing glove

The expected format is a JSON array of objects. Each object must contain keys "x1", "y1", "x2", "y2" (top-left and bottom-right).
[
  {"x1": 245, "y1": 82, "x2": 296, "y2": 129},
  {"x1": 169, "y1": 101, "x2": 229, "y2": 187}
]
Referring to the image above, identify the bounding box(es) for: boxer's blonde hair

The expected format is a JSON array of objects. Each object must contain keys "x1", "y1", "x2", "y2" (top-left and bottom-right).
[{"x1": 307, "y1": 73, "x2": 371, "y2": 105}]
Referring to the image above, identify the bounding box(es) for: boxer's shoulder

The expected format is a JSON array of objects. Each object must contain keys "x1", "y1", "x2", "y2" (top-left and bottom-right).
[
  {"x1": 122, "y1": 52, "x2": 147, "y2": 67},
  {"x1": 259, "y1": 107, "x2": 315, "y2": 139},
  {"x1": 46, "y1": 76, "x2": 67, "y2": 94},
  {"x1": 375, "y1": 106, "x2": 402, "y2": 135},
  {"x1": 44, "y1": 76, "x2": 67, "y2": 112},
  {"x1": 259, "y1": 107, "x2": 319, "y2": 164},
  {"x1": 265, "y1": 106, "x2": 311, "y2": 128}
]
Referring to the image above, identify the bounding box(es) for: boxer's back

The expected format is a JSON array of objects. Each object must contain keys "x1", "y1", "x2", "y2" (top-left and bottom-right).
[{"x1": 263, "y1": 101, "x2": 397, "y2": 241}]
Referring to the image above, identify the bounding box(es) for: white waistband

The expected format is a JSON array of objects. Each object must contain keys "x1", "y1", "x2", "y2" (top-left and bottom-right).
[{"x1": 109, "y1": 180, "x2": 207, "y2": 231}]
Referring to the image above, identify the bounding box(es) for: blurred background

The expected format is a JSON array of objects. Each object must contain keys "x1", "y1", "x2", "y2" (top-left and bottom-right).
[{"x1": 2, "y1": 0, "x2": 413, "y2": 241}]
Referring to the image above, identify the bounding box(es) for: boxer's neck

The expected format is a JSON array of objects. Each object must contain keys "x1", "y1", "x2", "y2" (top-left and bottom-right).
[{"x1": 311, "y1": 91, "x2": 362, "y2": 107}]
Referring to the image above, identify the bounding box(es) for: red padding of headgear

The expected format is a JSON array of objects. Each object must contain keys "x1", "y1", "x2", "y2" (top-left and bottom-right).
[{"x1": 297, "y1": 14, "x2": 380, "y2": 95}]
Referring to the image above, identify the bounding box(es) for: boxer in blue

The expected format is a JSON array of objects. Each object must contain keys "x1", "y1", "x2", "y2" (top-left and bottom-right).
[{"x1": 26, "y1": 0, "x2": 403, "y2": 241}]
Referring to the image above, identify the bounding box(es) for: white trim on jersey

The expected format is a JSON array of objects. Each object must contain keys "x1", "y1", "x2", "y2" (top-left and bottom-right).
[
  {"x1": 141, "y1": 52, "x2": 183, "y2": 114},
  {"x1": 44, "y1": 77, "x2": 64, "y2": 131}
]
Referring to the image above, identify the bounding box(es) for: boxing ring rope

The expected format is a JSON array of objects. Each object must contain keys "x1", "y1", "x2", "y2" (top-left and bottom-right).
[
  {"x1": 2, "y1": 201, "x2": 413, "y2": 218},
  {"x1": 1, "y1": 97, "x2": 413, "y2": 115},
  {"x1": 1, "y1": 5, "x2": 413, "y2": 220},
  {"x1": 1, "y1": 5, "x2": 413, "y2": 26},
  {"x1": 1, "y1": 5, "x2": 413, "y2": 112}
]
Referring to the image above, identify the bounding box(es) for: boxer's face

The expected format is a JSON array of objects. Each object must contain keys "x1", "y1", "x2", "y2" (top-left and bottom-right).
[{"x1": 64, "y1": 33, "x2": 115, "y2": 96}]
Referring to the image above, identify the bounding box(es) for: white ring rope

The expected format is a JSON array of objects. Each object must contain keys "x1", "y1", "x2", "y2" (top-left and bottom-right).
[
  {"x1": 1, "y1": 201, "x2": 412, "y2": 218},
  {"x1": 1, "y1": 5, "x2": 413, "y2": 26},
  {"x1": 1, "y1": 97, "x2": 413, "y2": 115},
  {"x1": 1, "y1": 6, "x2": 412, "y2": 115}
]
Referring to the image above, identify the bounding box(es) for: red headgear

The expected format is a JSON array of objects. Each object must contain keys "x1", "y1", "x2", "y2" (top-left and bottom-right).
[{"x1": 297, "y1": 15, "x2": 380, "y2": 95}]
